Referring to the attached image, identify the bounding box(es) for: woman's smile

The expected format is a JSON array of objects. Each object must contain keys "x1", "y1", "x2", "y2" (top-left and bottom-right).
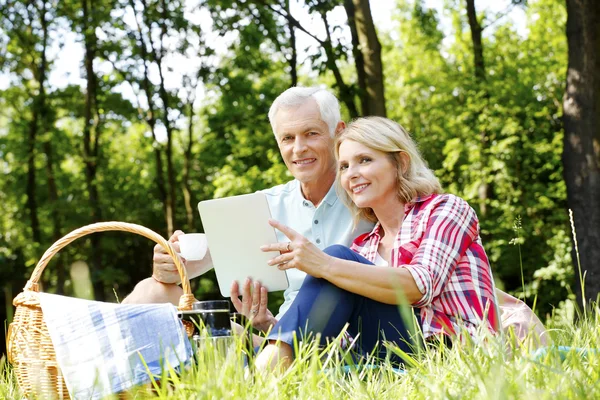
[{"x1": 351, "y1": 183, "x2": 370, "y2": 194}]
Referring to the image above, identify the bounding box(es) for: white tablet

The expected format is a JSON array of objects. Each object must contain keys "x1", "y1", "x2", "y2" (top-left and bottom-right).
[{"x1": 198, "y1": 192, "x2": 289, "y2": 297}]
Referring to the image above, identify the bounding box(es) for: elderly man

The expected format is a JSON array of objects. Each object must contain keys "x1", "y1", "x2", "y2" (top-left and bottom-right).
[{"x1": 124, "y1": 87, "x2": 373, "y2": 333}]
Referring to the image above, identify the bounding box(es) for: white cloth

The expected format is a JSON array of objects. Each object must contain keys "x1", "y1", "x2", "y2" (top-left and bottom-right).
[
  {"x1": 39, "y1": 293, "x2": 192, "y2": 400},
  {"x1": 496, "y1": 289, "x2": 549, "y2": 349},
  {"x1": 373, "y1": 251, "x2": 388, "y2": 267},
  {"x1": 262, "y1": 179, "x2": 373, "y2": 318}
]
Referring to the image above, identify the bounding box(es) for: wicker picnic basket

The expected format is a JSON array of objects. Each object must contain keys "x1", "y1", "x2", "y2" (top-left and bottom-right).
[{"x1": 6, "y1": 222, "x2": 197, "y2": 400}]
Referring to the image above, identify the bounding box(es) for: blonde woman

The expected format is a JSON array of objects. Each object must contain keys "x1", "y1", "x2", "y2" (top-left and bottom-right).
[{"x1": 256, "y1": 117, "x2": 500, "y2": 371}]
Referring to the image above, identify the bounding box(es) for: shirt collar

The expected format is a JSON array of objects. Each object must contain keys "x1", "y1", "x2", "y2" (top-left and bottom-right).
[
  {"x1": 294, "y1": 179, "x2": 337, "y2": 207},
  {"x1": 322, "y1": 182, "x2": 338, "y2": 206},
  {"x1": 364, "y1": 222, "x2": 383, "y2": 241}
]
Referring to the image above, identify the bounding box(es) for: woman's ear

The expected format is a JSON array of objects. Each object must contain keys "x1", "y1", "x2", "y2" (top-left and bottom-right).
[{"x1": 399, "y1": 152, "x2": 410, "y2": 176}]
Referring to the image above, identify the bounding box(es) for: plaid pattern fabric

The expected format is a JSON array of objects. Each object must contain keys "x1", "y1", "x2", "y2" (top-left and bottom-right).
[
  {"x1": 350, "y1": 193, "x2": 500, "y2": 340},
  {"x1": 39, "y1": 293, "x2": 192, "y2": 400}
]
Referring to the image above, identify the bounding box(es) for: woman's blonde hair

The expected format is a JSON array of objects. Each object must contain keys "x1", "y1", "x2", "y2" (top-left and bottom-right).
[{"x1": 334, "y1": 116, "x2": 442, "y2": 225}]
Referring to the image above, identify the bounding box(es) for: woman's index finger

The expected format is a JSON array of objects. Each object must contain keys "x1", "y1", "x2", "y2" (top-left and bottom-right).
[{"x1": 268, "y1": 219, "x2": 300, "y2": 240}]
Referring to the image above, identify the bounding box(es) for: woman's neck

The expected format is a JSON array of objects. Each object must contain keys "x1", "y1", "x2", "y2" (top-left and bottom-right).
[{"x1": 373, "y1": 198, "x2": 406, "y2": 240}]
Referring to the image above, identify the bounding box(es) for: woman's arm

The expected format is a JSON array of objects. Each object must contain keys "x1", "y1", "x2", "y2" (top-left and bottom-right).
[
  {"x1": 263, "y1": 219, "x2": 422, "y2": 305},
  {"x1": 322, "y1": 257, "x2": 423, "y2": 304},
  {"x1": 402, "y1": 194, "x2": 479, "y2": 308}
]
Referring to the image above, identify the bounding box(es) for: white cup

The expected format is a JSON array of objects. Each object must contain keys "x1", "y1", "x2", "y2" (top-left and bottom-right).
[{"x1": 178, "y1": 233, "x2": 208, "y2": 261}]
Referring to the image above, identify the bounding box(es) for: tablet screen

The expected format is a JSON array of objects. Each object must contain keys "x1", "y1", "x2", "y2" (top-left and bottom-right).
[{"x1": 198, "y1": 193, "x2": 289, "y2": 297}]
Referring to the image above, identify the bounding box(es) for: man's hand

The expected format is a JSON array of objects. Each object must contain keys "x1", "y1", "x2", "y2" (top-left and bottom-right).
[
  {"x1": 230, "y1": 278, "x2": 277, "y2": 332},
  {"x1": 153, "y1": 230, "x2": 212, "y2": 284},
  {"x1": 152, "y1": 230, "x2": 185, "y2": 284}
]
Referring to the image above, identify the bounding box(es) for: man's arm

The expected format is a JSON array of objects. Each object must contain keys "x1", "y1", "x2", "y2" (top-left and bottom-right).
[{"x1": 122, "y1": 230, "x2": 214, "y2": 304}]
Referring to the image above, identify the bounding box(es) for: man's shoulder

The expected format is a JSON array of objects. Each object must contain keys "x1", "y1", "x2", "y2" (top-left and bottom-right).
[{"x1": 261, "y1": 179, "x2": 298, "y2": 197}]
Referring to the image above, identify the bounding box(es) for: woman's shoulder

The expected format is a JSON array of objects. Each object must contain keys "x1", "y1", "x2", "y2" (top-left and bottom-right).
[
  {"x1": 415, "y1": 193, "x2": 479, "y2": 223},
  {"x1": 427, "y1": 192, "x2": 473, "y2": 210}
]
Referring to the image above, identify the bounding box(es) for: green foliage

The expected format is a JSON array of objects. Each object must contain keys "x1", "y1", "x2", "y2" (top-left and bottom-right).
[
  {"x1": 199, "y1": 4, "x2": 292, "y2": 198},
  {"x1": 384, "y1": 0, "x2": 569, "y2": 316}
]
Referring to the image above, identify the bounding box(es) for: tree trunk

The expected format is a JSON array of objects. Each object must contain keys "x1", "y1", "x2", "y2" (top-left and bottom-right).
[
  {"x1": 35, "y1": 0, "x2": 66, "y2": 294},
  {"x1": 465, "y1": 0, "x2": 485, "y2": 80},
  {"x1": 129, "y1": 0, "x2": 169, "y2": 232},
  {"x1": 26, "y1": 85, "x2": 41, "y2": 244},
  {"x1": 320, "y1": 11, "x2": 359, "y2": 118},
  {"x1": 284, "y1": 0, "x2": 297, "y2": 87},
  {"x1": 151, "y1": 0, "x2": 176, "y2": 236},
  {"x1": 26, "y1": 32, "x2": 43, "y2": 244},
  {"x1": 82, "y1": 0, "x2": 104, "y2": 300},
  {"x1": 563, "y1": 0, "x2": 600, "y2": 307},
  {"x1": 465, "y1": 0, "x2": 490, "y2": 217},
  {"x1": 44, "y1": 140, "x2": 66, "y2": 294},
  {"x1": 344, "y1": 0, "x2": 367, "y2": 115},
  {"x1": 2, "y1": 282, "x2": 12, "y2": 355},
  {"x1": 25, "y1": 0, "x2": 55, "y2": 245},
  {"x1": 351, "y1": 0, "x2": 386, "y2": 116},
  {"x1": 182, "y1": 99, "x2": 195, "y2": 231}
]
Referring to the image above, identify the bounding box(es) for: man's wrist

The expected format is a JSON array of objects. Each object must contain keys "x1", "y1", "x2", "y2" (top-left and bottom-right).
[
  {"x1": 152, "y1": 273, "x2": 180, "y2": 285},
  {"x1": 186, "y1": 255, "x2": 214, "y2": 280},
  {"x1": 257, "y1": 316, "x2": 278, "y2": 333},
  {"x1": 269, "y1": 316, "x2": 278, "y2": 328}
]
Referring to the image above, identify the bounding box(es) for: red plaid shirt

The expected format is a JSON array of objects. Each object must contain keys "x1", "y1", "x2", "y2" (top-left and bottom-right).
[{"x1": 350, "y1": 193, "x2": 500, "y2": 340}]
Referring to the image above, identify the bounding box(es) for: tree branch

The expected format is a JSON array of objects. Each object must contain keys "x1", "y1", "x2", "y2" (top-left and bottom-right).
[
  {"x1": 482, "y1": 1, "x2": 523, "y2": 31},
  {"x1": 254, "y1": 0, "x2": 325, "y2": 46}
]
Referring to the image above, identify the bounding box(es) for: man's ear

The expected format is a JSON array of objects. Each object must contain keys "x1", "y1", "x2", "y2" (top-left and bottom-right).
[{"x1": 334, "y1": 121, "x2": 346, "y2": 136}]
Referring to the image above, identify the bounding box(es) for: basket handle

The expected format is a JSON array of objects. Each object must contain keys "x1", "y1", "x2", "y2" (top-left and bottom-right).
[{"x1": 23, "y1": 221, "x2": 196, "y2": 311}]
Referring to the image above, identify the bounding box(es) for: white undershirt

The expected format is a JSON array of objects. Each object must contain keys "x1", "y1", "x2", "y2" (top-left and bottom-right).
[{"x1": 373, "y1": 251, "x2": 389, "y2": 267}]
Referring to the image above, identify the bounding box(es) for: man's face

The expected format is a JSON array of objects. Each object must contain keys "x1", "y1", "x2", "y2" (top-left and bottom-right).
[{"x1": 273, "y1": 100, "x2": 336, "y2": 184}]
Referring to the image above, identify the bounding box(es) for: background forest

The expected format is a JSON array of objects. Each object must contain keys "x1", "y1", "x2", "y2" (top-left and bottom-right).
[{"x1": 1, "y1": 0, "x2": 597, "y2": 358}]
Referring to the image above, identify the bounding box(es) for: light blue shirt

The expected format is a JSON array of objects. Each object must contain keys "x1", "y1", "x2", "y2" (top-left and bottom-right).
[{"x1": 262, "y1": 179, "x2": 373, "y2": 318}]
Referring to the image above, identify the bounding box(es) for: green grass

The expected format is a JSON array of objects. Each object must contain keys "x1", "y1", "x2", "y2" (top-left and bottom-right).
[{"x1": 2, "y1": 304, "x2": 599, "y2": 400}]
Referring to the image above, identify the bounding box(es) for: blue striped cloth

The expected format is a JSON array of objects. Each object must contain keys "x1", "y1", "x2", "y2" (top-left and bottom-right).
[
  {"x1": 532, "y1": 345, "x2": 600, "y2": 361},
  {"x1": 39, "y1": 293, "x2": 192, "y2": 400}
]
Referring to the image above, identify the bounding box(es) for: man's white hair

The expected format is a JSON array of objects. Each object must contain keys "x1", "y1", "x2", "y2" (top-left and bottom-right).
[{"x1": 268, "y1": 86, "x2": 341, "y2": 137}]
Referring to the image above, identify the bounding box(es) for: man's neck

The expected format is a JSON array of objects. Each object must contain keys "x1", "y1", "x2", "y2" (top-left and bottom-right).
[{"x1": 299, "y1": 171, "x2": 336, "y2": 207}]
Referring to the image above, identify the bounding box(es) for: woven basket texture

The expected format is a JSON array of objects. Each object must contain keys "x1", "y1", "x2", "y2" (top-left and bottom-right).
[{"x1": 6, "y1": 222, "x2": 196, "y2": 400}]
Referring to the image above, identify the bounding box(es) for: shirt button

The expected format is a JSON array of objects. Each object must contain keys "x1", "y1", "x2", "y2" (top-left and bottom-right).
[
  {"x1": 316, "y1": 239, "x2": 321, "y2": 244},
  {"x1": 303, "y1": 201, "x2": 309, "y2": 207},
  {"x1": 314, "y1": 220, "x2": 319, "y2": 224}
]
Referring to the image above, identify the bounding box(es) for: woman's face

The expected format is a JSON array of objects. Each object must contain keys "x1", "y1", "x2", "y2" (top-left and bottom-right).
[{"x1": 338, "y1": 139, "x2": 399, "y2": 210}]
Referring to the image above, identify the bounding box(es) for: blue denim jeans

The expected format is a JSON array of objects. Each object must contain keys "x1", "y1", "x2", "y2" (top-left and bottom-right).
[{"x1": 267, "y1": 245, "x2": 420, "y2": 363}]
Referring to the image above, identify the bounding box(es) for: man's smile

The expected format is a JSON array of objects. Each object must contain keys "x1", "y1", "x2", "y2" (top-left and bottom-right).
[{"x1": 293, "y1": 158, "x2": 316, "y2": 165}]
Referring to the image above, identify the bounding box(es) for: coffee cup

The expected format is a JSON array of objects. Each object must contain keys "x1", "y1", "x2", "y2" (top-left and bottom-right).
[{"x1": 178, "y1": 233, "x2": 208, "y2": 261}]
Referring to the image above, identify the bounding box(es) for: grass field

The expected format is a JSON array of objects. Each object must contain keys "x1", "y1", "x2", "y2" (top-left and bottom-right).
[{"x1": 2, "y1": 302, "x2": 599, "y2": 400}]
